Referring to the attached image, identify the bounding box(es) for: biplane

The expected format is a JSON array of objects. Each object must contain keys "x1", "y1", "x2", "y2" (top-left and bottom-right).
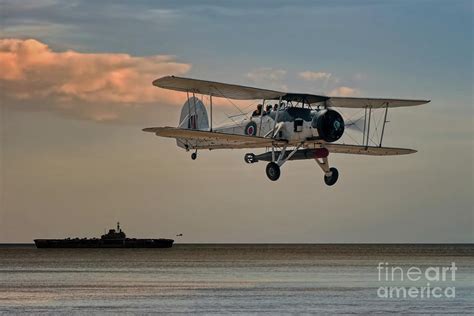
[{"x1": 143, "y1": 76, "x2": 429, "y2": 185}]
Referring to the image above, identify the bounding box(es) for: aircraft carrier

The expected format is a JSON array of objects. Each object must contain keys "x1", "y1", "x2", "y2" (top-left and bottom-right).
[{"x1": 34, "y1": 223, "x2": 174, "y2": 248}]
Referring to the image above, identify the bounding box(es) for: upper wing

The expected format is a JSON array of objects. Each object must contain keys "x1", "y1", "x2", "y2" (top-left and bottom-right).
[
  {"x1": 154, "y1": 76, "x2": 429, "y2": 109},
  {"x1": 153, "y1": 76, "x2": 285, "y2": 100},
  {"x1": 324, "y1": 143, "x2": 416, "y2": 156},
  {"x1": 143, "y1": 127, "x2": 287, "y2": 149},
  {"x1": 327, "y1": 97, "x2": 430, "y2": 109}
]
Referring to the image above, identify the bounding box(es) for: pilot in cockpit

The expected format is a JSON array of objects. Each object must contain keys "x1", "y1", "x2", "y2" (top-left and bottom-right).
[
  {"x1": 252, "y1": 104, "x2": 263, "y2": 117},
  {"x1": 265, "y1": 104, "x2": 272, "y2": 114}
]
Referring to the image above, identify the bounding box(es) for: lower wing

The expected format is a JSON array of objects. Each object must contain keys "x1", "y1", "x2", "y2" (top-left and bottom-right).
[
  {"x1": 143, "y1": 127, "x2": 287, "y2": 149},
  {"x1": 144, "y1": 127, "x2": 416, "y2": 155},
  {"x1": 323, "y1": 143, "x2": 416, "y2": 156}
]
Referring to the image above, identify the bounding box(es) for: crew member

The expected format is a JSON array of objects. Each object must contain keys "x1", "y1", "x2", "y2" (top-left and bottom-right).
[
  {"x1": 252, "y1": 104, "x2": 263, "y2": 117},
  {"x1": 265, "y1": 104, "x2": 272, "y2": 114}
]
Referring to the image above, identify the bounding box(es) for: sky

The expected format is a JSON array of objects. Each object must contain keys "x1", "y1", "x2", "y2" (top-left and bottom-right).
[{"x1": 0, "y1": 0, "x2": 472, "y2": 243}]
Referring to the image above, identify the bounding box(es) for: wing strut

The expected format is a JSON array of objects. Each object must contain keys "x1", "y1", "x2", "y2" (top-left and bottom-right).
[
  {"x1": 379, "y1": 103, "x2": 389, "y2": 147},
  {"x1": 210, "y1": 94, "x2": 213, "y2": 132},
  {"x1": 361, "y1": 102, "x2": 390, "y2": 147},
  {"x1": 258, "y1": 99, "x2": 265, "y2": 136},
  {"x1": 362, "y1": 107, "x2": 367, "y2": 145},
  {"x1": 193, "y1": 92, "x2": 198, "y2": 127},
  {"x1": 271, "y1": 96, "x2": 283, "y2": 138},
  {"x1": 365, "y1": 106, "x2": 372, "y2": 148}
]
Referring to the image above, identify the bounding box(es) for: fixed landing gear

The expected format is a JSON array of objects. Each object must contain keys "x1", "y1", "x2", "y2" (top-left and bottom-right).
[
  {"x1": 191, "y1": 151, "x2": 197, "y2": 160},
  {"x1": 315, "y1": 156, "x2": 339, "y2": 186},
  {"x1": 246, "y1": 145, "x2": 339, "y2": 185},
  {"x1": 324, "y1": 167, "x2": 339, "y2": 186},
  {"x1": 264, "y1": 143, "x2": 303, "y2": 181},
  {"x1": 265, "y1": 162, "x2": 281, "y2": 181}
]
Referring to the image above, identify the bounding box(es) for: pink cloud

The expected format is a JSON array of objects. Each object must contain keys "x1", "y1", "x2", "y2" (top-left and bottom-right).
[
  {"x1": 329, "y1": 86, "x2": 359, "y2": 97},
  {"x1": 0, "y1": 38, "x2": 191, "y2": 121},
  {"x1": 298, "y1": 71, "x2": 331, "y2": 81}
]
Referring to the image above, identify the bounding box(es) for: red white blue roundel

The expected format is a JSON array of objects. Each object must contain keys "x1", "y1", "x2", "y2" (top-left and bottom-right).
[{"x1": 245, "y1": 122, "x2": 257, "y2": 136}]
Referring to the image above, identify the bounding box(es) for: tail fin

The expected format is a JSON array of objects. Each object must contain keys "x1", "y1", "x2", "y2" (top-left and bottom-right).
[
  {"x1": 179, "y1": 97, "x2": 209, "y2": 130},
  {"x1": 176, "y1": 97, "x2": 209, "y2": 150}
]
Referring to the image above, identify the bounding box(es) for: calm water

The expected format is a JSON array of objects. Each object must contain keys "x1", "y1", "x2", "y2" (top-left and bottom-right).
[{"x1": 0, "y1": 244, "x2": 473, "y2": 314}]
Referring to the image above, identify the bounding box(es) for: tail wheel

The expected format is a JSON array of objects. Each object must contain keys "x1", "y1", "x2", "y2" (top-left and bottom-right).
[
  {"x1": 324, "y1": 167, "x2": 339, "y2": 186},
  {"x1": 266, "y1": 162, "x2": 281, "y2": 181}
]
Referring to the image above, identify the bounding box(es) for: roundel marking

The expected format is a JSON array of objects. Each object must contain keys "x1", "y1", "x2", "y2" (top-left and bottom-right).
[{"x1": 245, "y1": 122, "x2": 257, "y2": 136}]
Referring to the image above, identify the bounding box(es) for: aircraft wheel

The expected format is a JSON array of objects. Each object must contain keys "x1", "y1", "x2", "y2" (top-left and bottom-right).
[
  {"x1": 324, "y1": 167, "x2": 339, "y2": 186},
  {"x1": 266, "y1": 162, "x2": 281, "y2": 181},
  {"x1": 191, "y1": 152, "x2": 197, "y2": 160},
  {"x1": 244, "y1": 153, "x2": 256, "y2": 164}
]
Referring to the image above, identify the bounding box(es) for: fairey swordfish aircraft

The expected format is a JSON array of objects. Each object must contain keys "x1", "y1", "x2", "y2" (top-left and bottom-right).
[{"x1": 143, "y1": 76, "x2": 430, "y2": 185}]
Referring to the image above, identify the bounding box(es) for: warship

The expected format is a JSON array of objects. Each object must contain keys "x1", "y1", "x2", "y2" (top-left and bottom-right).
[{"x1": 34, "y1": 222, "x2": 174, "y2": 248}]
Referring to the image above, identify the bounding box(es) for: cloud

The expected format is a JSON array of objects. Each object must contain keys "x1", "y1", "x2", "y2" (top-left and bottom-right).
[
  {"x1": 245, "y1": 67, "x2": 288, "y2": 92},
  {"x1": 0, "y1": 38, "x2": 191, "y2": 122},
  {"x1": 329, "y1": 86, "x2": 359, "y2": 96},
  {"x1": 1, "y1": 0, "x2": 60, "y2": 11},
  {"x1": 1, "y1": 21, "x2": 75, "y2": 40},
  {"x1": 246, "y1": 67, "x2": 287, "y2": 83},
  {"x1": 298, "y1": 71, "x2": 332, "y2": 81},
  {"x1": 353, "y1": 73, "x2": 367, "y2": 81}
]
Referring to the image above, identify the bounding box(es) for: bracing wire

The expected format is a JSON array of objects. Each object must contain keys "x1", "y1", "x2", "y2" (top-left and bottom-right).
[
  {"x1": 368, "y1": 107, "x2": 386, "y2": 146},
  {"x1": 335, "y1": 107, "x2": 365, "y2": 146},
  {"x1": 212, "y1": 86, "x2": 249, "y2": 119}
]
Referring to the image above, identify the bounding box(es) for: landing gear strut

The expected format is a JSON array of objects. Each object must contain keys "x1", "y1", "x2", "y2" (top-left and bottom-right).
[
  {"x1": 263, "y1": 143, "x2": 303, "y2": 181},
  {"x1": 324, "y1": 167, "x2": 339, "y2": 186},
  {"x1": 315, "y1": 156, "x2": 339, "y2": 186}
]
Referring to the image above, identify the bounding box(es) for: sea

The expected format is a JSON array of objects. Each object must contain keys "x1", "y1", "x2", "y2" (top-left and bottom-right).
[{"x1": 0, "y1": 244, "x2": 473, "y2": 314}]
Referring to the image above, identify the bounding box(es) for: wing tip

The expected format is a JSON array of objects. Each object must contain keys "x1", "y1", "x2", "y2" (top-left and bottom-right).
[
  {"x1": 152, "y1": 75, "x2": 178, "y2": 87},
  {"x1": 142, "y1": 127, "x2": 164, "y2": 133}
]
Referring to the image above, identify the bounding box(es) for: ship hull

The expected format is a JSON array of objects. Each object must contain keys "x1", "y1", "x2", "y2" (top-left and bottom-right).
[{"x1": 34, "y1": 238, "x2": 174, "y2": 248}]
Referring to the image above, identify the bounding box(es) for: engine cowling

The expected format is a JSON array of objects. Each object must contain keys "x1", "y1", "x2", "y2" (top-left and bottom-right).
[{"x1": 312, "y1": 109, "x2": 344, "y2": 142}]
